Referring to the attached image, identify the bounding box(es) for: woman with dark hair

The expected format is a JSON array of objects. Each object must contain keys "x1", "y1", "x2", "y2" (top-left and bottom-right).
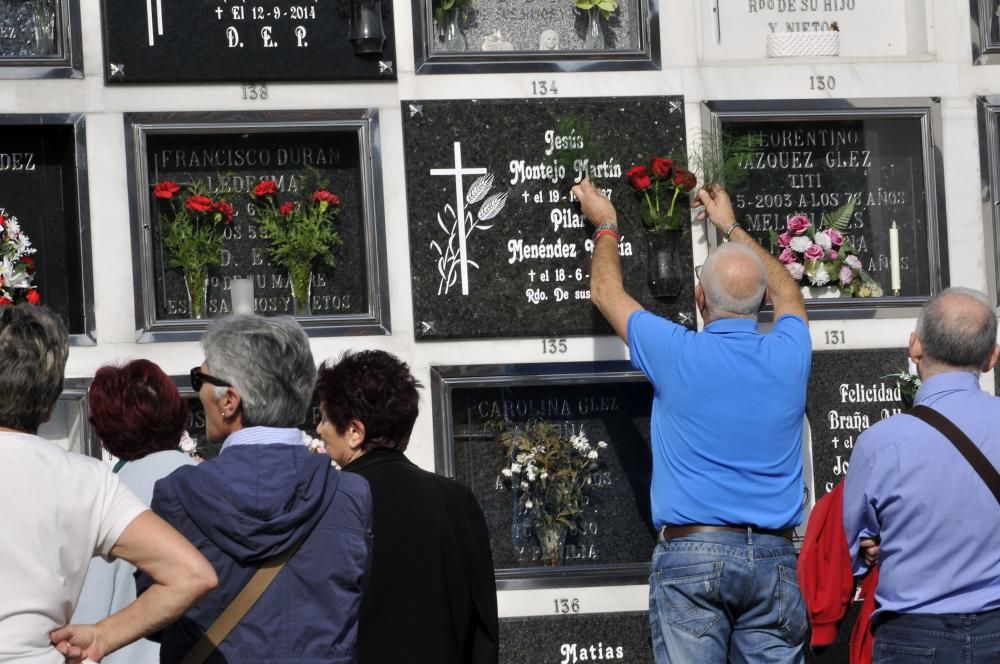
[
  {"x1": 316, "y1": 349, "x2": 499, "y2": 664},
  {"x1": 0, "y1": 304, "x2": 216, "y2": 662},
  {"x1": 72, "y1": 359, "x2": 198, "y2": 663}
]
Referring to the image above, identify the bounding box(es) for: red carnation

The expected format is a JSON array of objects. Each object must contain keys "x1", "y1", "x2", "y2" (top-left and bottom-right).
[
  {"x1": 311, "y1": 190, "x2": 341, "y2": 206},
  {"x1": 0, "y1": 297, "x2": 11, "y2": 306},
  {"x1": 278, "y1": 202, "x2": 295, "y2": 217},
  {"x1": 650, "y1": 157, "x2": 673, "y2": 178},
  {"x1": 25, "y1": 289, "x2": 40, "y2": 305},
  {"x1": 185, "y1": 195, "x2": 213, "y2": 213},
  {"x1": 673, "y1": 168, "x2": 697, "y2": 192},
  {"x1": 0, "y1": 214, "x2": 5, "y2": 229},
  {"x1": 153, "y1": 180, "x2": 182, "y2": 200},
  {"x1": 211, "y1": 200, "x2": 234, "y2": 225},
  {"x1": 21, "y1": 256, "x2": 35, "y2": 273},
  {"x1": 253, "y1": 180, "x2": 279, "y2": 198},
  {"x1": 626, "y1": 165, "x2": 652, "y2": 191}
]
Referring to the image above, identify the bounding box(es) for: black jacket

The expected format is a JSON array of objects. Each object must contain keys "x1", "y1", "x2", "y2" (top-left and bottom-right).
[{"x1": 343, "y1": 449, "x2": 499, "y2": 664}]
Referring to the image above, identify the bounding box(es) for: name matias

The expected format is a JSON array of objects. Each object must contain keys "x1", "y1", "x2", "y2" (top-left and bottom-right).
[{"x1": 560, "y1": 642, "x2": 624, "y2": 663}]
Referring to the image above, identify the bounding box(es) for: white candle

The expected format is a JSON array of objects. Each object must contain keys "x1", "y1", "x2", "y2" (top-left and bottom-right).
[
  {"x1": 889, "y1": 222, "x2": 901, "y2": 293},
  {"x1": 230, "y1": 278, "x2": 254, "y2": 315}
]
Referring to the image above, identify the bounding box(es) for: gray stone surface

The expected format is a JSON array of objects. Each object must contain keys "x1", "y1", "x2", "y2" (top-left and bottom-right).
[
  {"x1": 449, "y1": 380, "x2": 656, "y2": 573},
  {"x1": 500, "y1": 612, "x2": 653, "y2": 664},
  {"x1": 403, "y1": 96, "x2": 694, "y2": 340},
  {"x1": 145, "y1": 130, "x2": 369, "y2": 321},
  {"x1": 0, "y1": 0, "x2": 57, "y2": 57}
]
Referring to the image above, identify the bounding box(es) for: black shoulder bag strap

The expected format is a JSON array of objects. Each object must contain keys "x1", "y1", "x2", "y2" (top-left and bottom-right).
[{"x1": 908, "y1": 404, "x2": 1000, "y2": 508}]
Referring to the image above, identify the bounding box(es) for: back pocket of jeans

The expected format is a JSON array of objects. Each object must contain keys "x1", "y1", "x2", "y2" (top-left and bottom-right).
[
  {"x1": 776, "y1": 565, "x2": 808, "y2": 646},
  {"x1": 875, "y1": 641, "x2": 935, "y2": 663},
  {"x1": 655, "y1": 561, "x2": 722, "y2": 637}
]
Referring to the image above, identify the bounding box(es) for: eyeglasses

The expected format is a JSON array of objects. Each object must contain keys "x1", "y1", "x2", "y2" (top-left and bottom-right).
[
  {"x1": 190, "y1": 366, "x2": 232, "y2": 392},
  {"x1": 695, "y1": 264, "x2": 703, "y2": 280}
]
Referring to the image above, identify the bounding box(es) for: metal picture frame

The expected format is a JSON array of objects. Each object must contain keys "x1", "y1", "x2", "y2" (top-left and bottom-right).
[
  {"x1": 0, "y1": 112, "x2": 95, "y2": 344},
  {"x1": 0, "y1": 0, "x2": 83, "y2": 78},
  {"x1": 432, "y1": 361, "x2": 655, "y2": 589},
  {"x1": 702, "y1": 98, "x2": 949, "y2": 321},
  {"x1": 976, "y1": 97, "x2": 1000, "y2": 307},
  {"x1": 124, "y1": 110, "x2": 390, "y2": 343},
  {"x1": 412, "y1": 0, "x2": 660, "y2": 74}
]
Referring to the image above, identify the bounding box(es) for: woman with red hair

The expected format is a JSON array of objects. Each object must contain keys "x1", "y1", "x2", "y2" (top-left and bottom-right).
[{"x1": 72, "y1": 359, "x2": 197, "y2": 663}]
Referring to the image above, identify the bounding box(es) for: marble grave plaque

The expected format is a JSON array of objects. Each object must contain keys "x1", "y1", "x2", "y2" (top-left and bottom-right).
[
  {"x1": 442, "y1": 372, "x2": 656, "y2": 580},
  {"x1": 143, "y1": 128, "x2": 370, "y2": 322},
  {"x1": 0, "y1": 0, "x2": 59, "y2": 58},
  {"x1": 500, "y1": 612, "x2": 652, "y2": 664},
  {"x1": 0, "y1": 121, "x2": 89, "y2": 337},
  {"x1": 404, "y1": 97, "x2": 693, "y2": 340},
  {"x1": 101, "y1": 0, "x2": 396, "y2": 83},
  {"x1": 719, "y1": 116, "x2": 934, "y2": 299}
]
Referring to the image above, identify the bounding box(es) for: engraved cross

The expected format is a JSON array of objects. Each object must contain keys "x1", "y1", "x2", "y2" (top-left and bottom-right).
[{"x1": 430, "y1": 142, "x2": 486, "y2": 296}]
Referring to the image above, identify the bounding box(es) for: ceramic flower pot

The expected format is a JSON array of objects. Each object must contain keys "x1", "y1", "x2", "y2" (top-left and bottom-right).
[{"x1": 645, "y1": 229, "x2": 684, "y2": 299}]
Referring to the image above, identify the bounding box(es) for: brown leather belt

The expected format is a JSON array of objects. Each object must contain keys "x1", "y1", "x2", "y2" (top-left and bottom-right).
[{"x1": 661, "y1": 524, "x2": 795, "y2": 542}]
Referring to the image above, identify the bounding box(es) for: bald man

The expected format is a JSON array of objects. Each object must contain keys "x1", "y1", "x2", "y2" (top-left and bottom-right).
[
  {"x1": 573, "y1": 180, "x2": 811, "y2": 664},
  {"x1": 843, "y1": 288, "x2": 1000, "y2": 662}
]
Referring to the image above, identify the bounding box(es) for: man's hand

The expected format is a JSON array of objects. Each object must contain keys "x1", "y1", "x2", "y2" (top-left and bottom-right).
[
  {"x1": 860, "y1": 538, "x2": 880, "y2": 567},
  {"x1": 571, "y1": 179, "x2": 617, "y2": 228},
  {"x1": 694, "y1": 184, "x2": 737, "y2": 233},
  {"x1": 50, "y1": 624, "x2": 105, "y2": 663}
]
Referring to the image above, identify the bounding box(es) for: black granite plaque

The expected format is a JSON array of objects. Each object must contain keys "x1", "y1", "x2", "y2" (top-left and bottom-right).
[
  {"x1": 101, "y1": 0, "x2": 396, "y2": 83},
  {"x1": 500, "y1": 612, "x2": 652, "y2": 664},
  {"x1": 0, "y1": 0, "x2": 59, "y2": 57},
  {"x1": 430, "y1": 0, "x2": 640, "y2": 54},
  {"x1": 435, "y1": 364, "x2": 656, "y2": 583},
  {"x1": 404, "y1": 97, "x2": 693, "y2": 340},
  {"x1": 128, "y1": 111, "x2": 389, "y2": 341},
  {"x1": 719, "y1": 117, "x2": 932, "y2": 299},
  {"x1": 806, "y1": 349, "x2": 909, "y2": 501},
  {"x1": 0, "y1": 120, "x2": 90, "y2": 338}
]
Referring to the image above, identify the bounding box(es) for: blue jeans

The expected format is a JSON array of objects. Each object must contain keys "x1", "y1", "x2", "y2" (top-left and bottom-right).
[
  {"x1": 874, "y1": 610, "x2": 1000, "y2": 663},
  {"x1": 648, "y1": 529, "x2": 807, "y2": 664}
]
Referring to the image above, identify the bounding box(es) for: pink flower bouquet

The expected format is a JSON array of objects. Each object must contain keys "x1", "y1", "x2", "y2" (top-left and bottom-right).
[{"x1": 768, "y1": 200, "x2": 883, "y2": 297}]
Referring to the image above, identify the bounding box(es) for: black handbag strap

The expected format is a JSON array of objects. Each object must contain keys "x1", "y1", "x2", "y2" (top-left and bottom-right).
[{"x1": 908, "y1": 405, "x2": 1000, "y2": 508}]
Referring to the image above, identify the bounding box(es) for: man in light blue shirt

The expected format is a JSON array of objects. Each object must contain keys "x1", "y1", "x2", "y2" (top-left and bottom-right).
[
  {"x1": 843, "y1": 287, "x2": 1000, "y2": 661},
  {"x1": 573, "y1": 180, "x2": 811, "y2": 663}
]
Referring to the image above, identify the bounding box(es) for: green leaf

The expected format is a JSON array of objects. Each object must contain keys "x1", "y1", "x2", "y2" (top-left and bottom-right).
[
  {"x1": 768, "y1": 229, "x2": 780, "y2": 251},
  {"x1": 821, "y1": 198, "x2": 856, "y2": 232}
]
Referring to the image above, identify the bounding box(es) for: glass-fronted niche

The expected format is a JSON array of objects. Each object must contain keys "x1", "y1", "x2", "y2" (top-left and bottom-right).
[
  {"x1": 703, "y1": 98, "x2": 948, "y2": 320},
  {"x1": 412, "y1": 0, "x2": 659, "y2": 72},
  {"x1": 0, "y1": 0, "x2": 82, "y2": 77}
]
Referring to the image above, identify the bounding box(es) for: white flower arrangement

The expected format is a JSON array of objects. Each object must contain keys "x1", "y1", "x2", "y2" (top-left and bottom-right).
[
  {"x1": 301, "y1": 430, "x2": 325, "y2": 454},
  {"x1": 0, "y1": 210, "x2": 41, "y2": 306}
]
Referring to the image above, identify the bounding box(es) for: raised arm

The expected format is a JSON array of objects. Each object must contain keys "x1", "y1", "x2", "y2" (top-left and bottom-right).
[
  {"x1": 696, "y1": 185, "x2": 807, "y2": 322},
  {"x1": 50, "y1": 511, "x2": 217, "y2": 663},
  {"x1": 571, "y1": 178, "x2": 643, "y2": 342}
]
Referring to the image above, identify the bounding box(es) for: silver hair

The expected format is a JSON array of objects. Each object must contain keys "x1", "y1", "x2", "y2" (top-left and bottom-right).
[
  {"x1": 202, "y1": 314, "x2": 316, "y2": 427},
  {"x1": 700, "y1": 243, "x2": 767, "y2": 317},
  {"x1": 916, "y1": 287, "x2": 997, "y2": 371},
  {"x1": 0, "y1": 305, "x2": 69, "y2": 433}
]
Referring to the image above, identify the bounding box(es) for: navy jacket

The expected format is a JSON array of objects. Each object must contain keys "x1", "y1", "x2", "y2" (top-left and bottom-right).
[{"x1": 142, "y1": 444, "x2": 372, "y2": 663}]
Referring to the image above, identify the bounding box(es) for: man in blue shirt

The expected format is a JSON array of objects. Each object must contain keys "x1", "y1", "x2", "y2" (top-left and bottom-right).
[
  {"x1": 843, "y1": 287, "x2": 1000, "y2": 662},
  {"x1": 572, "y1": 180, "x2": 811, "y2": 663}
]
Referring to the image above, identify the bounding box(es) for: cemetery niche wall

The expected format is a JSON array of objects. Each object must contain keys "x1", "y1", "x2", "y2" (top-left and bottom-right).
[
  {"x1": 432, "y1": 362, "x2": 657, "y2": 589},
  {"x1": 0, "y1": 114, "x2": 95, "y2": 344},
  {"x1": 404, "y1": 96, "x2": 695, "y2": 340},
  {"x1": 101, "y1": 0, "x2": 396, "y2": 83},
  {"x1": 125, "y1": 110, "x2": 390, "y2": 342},
  {"x1": 411, "y1": 0, "x2": 659, "y2": 73},
  {"x1": 38, "y1": 378, "x2": 100, "y2": 459},
  {"x1": 0, "y1": 0, "x2": 82, "y2": 78},
  {"x1": 704, "y1": 99, "x2": 948, "y2": 320}
]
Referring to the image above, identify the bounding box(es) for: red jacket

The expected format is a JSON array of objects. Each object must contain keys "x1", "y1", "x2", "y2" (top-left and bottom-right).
[{"x1": 797, "y1": 481, "x2": 878, "y2": 664}]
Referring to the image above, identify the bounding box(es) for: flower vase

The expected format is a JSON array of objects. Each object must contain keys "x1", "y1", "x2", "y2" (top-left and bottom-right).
[
  {"x1": 645, "y1": 229, "x2": 683, "y2": 299},
  {"x1": 801, "y1": 285, "x2": 841, "y2": 299},
  {"x1": 586, "y1": 7, "x2": 605, "y2": 49},
  {"x1": 439, "y1": 9, "x2": 467, "y2": 51},
  {"x1": 288, "y1": 266, "x2": 313, "y2": 317},
  {"x1": 32, "y1": 0, "x2": 55, "y2": 54},
  {"x1": 184, "y1": 270, "x2": 209, "y2": 320},
  {"x1": 348, "y1": 0, "x2": 385, "y2": 55},
  {"x1": 536, "y1": 523, "x2": 567, "y2": 567}
]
